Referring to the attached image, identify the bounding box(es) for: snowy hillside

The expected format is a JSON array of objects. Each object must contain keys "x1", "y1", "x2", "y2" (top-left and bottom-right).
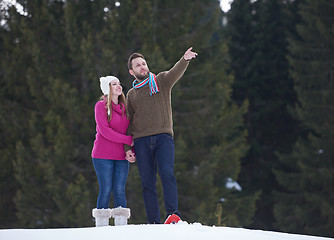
[{"x1": 1, "y1": 221, "x2": 332, "y2": 240}]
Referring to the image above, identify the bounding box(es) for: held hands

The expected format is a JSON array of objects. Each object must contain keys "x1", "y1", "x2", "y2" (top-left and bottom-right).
[
  {"x1": 184, "y1": 47, "x2": 198, "y2": 61},
  {"x1": 126, "y1": 150, "x2": 136, "y2": 163}
]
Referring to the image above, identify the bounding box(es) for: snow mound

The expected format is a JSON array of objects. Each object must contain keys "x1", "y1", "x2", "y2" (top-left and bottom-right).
[{"x1": 0, "y1": 221, "x2": 332, "y2": 240}]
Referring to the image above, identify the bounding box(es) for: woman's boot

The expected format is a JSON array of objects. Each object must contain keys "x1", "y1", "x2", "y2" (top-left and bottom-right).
[
  {"x1": 110, "y1": 207, "x2": 131, "y2": 226},
  {"x1": 92, "y1": 208, "x2": 112, "y2": 227}
]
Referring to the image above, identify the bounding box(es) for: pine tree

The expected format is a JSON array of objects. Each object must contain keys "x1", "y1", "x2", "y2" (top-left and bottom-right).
[
  {"x1": 163, "y1": 0, "x2": 258, "y2": 226},
  {"x1": 274, "y1": 0, "x2": 334, "y2": 237},
  {"x1": 1, "y1": 0, "x2": 97, "y2": 227},
  {"x1": 0, "y1": 3, "x2": 33, "y2": 228},
  {"x1": 226, "y1": 0, "x2": 255, "y2": 104},
  {"x1": 226, "y1": 0, "x2": 299, "y2": 229}
]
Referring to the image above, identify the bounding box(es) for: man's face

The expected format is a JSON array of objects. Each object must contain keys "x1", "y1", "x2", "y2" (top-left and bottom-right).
[{"x1": 129, "y1": 57, "x2": 150, "y2": 80}]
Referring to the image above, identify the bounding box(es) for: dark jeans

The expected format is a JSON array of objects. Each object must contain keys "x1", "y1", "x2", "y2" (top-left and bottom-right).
[
  {"x1": 134, "y1": 133, "x2": 179, "y2": 223},
  {"x1": 92, "y1": 158, "x2": 129, "y2": 209}
]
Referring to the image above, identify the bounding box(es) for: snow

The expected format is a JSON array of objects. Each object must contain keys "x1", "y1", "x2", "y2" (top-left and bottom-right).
[
  {"x1": 220, "y1": 0, "x2": 232, "y2": 12},
  {"x1": 1, "y1": 221, "x2": 332, "y2": 240},
  {"x1": 225, "y1": 177, "x2": 242, "y2": 191}
]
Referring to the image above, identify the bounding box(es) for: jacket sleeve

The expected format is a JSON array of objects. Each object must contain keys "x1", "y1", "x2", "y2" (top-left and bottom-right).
[{"x1": 95, "y1": 101, "x2": 133, "y2": 145}]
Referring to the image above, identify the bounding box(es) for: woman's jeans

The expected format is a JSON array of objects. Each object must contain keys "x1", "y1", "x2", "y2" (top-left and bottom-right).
[
  {"x1": 92, "y1": 158, "x2": 129, "y2": 209},
  {"x1": 134, "y1": 133, "x2": 179, "y2": 224}
]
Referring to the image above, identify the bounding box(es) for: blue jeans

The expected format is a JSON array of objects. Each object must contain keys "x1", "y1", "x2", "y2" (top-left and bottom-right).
[
  {"x1": 134, "y1": 133, "x2": 179, "y2": 223},
  {"x1": 92, "y1": 158, "x2": 129, "y2": 209}
]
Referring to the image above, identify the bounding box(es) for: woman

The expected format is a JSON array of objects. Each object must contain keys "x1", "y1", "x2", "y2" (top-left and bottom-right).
[{"x1": 91, "y1": 76, "x2": 135, "y2": 227}]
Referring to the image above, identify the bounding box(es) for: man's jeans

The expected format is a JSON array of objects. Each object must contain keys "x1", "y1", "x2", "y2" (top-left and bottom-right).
[
  {"x1": 92, "y1": 158, "x2": 129, "y2": 209},
  {"x1": 134, "y1": 133, "x2": 179, "y2": 223}
]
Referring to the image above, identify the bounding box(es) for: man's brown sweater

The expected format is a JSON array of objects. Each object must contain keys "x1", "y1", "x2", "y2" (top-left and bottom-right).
[{"x1": 124, "y1": 57, "x2": 189, "y2": 150}]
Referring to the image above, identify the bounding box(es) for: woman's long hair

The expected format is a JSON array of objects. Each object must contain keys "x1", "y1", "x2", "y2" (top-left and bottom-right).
[{"x1": 100, "y1": 83, "x2": 127, "y2": 121}]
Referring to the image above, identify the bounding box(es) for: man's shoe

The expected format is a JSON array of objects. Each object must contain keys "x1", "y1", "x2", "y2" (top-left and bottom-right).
[{"x1": 164, "y1": 214, "x2": 181, "y2": 224}]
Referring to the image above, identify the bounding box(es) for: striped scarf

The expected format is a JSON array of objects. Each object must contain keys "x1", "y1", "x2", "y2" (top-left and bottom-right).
[{"x1": 133, "y1": 72, "x2": 159, "y2": 95}]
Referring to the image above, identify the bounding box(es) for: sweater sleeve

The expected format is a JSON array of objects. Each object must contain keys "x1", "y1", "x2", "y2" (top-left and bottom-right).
[
  {"x1": 125, "y1": 91, "x2": 134, "y2": 136},
  {"x1": 160, "y1": 57, "x2": 190, "y2": 88},
  {"x1": 95, "y1": 101, "x2": 133, "y2": 145}
]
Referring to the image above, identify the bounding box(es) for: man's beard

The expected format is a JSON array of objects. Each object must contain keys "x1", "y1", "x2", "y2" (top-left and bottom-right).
[{"x1": 135, "y1": 72, "x2": 149, "y2": 81}]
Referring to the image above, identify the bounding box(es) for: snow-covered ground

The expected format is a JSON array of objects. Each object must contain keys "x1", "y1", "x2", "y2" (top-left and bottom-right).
[{"x1": 1, "y1": 221, "x2": 332, "y2": 240}]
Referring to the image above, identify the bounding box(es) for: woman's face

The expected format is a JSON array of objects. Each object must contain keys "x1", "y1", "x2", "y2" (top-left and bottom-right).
[{"x1": 110, "y1": 79, "x2": 122, "y2": 96}]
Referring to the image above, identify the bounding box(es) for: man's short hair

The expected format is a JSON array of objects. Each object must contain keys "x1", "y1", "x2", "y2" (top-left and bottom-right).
[{"x1": 128, "y1": 53, "x2": 145, "y2": 70}]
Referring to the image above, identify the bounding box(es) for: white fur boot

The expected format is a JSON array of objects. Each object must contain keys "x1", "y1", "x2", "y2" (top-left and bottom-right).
[
  {"x1": 92, "y1": 208, "x2": 112, "y2": 227},
  {"x1": 110, "y1": 207, "x2": 131, "y2": 226}
]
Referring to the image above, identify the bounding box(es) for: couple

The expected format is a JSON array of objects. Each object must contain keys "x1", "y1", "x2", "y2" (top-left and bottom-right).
[{"x1": 91, "y1": 48, "x2": 198, "y2": 226}]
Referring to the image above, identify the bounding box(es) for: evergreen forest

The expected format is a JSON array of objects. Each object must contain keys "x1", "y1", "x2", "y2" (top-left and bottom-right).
[{"x1": 0, "y1": 0, "x2": 333, "y2": 238}]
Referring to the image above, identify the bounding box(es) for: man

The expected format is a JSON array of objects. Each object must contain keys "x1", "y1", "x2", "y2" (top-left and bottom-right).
[{"x1": 125, "y1": 47, "x2": 198, "y2": 224}]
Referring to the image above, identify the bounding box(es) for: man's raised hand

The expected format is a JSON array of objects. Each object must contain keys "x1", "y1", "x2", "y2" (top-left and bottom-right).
[{"x1": 184, "y1": 47, "x2": 198, "y2": 61}]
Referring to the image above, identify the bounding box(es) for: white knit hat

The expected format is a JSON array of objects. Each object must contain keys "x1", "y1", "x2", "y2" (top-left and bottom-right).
[
  {"x1": 99, "y1": 76, "x2": 119, "y2": 116},
  {"x1": 100, "y1": 76, "x2": 119, "y2": 95}
]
